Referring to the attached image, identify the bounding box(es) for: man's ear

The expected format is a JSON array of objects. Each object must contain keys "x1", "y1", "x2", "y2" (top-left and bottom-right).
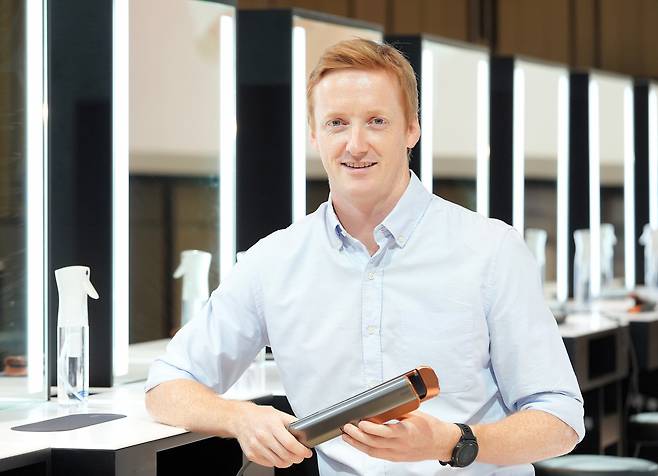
[
  {"x1": 310, "y1": 122, "x2": 319, "y2": 151},
  {"x1": 406, "y1": 115, "x2": 421, "y2": 149}
]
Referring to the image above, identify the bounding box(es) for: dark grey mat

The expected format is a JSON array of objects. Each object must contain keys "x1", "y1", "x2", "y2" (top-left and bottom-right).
[{"x1": 11, "y1": 413, "x2": 126, "y2": 432}]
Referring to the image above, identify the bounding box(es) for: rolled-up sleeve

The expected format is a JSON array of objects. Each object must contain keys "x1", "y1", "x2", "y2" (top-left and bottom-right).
[
  {"x1": 486, "y1": 228, "x2": 585, "y2": 441},
  {"x1": 145, "y1": 246, "x2": 268, "y2": 394}
]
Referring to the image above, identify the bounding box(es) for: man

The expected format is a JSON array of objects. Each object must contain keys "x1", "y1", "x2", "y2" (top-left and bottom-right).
[{"x1": 146, "y1": 39, "x2": 584, "y2": 475}]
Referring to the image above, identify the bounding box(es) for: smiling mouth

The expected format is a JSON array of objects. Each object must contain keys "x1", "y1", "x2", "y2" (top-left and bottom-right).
[{"x1": 342, "y1": 162, "x2": 377, "y2": 169}]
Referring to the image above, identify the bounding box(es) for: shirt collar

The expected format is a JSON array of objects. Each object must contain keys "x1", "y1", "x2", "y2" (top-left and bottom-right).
[
  {"x1": 380, "y1": 172, "x2": 433, "y2": 248},
  {"x1": 324, "y1": 172, "x2": 433, "y2": 250},
  {"x1": 325, "y1": 198, "x2": 345, "y2": 250}
]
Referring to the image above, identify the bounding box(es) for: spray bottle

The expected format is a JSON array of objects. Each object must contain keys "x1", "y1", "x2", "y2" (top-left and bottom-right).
[
  {"x1": 600, "y1": 223, "x2": 617, "y2": 289},
  {"x1": 55, "y1": 266, "x2": 99, "y2": 405},
  {"x1": 173, "y1": 250, "x2": 212, "y2": 327},
  {"x1": 525, "y1": 228, "x2": 548, "y2": 286},
  {"x1": 574, "y1": 229, "x2": 591, "y2": 307},
  {"x1": 640, "y1": 224, "x2": 658, "y2": 290}
]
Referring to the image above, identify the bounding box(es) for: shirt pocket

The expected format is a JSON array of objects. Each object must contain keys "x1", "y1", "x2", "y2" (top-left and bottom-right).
[{"x1": 395, "y1": 308, "x2": 477, "y2": 395}]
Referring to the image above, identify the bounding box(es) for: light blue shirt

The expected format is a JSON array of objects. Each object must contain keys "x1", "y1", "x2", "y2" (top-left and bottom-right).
[{"x1": 147, "y1": 172, "x2": 584, "y2": 475}]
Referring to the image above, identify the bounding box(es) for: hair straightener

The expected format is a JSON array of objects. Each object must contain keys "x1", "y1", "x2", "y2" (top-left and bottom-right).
[{"x1": 235, "y1": 367, "x2": 439, "y2": 476}]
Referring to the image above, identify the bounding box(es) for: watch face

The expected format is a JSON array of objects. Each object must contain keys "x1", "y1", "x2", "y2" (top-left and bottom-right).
[{"x1": 455, "y1": 441, "x2": 479, "y2": 467}]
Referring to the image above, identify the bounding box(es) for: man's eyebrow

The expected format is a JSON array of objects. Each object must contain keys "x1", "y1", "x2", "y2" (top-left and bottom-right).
[
  {"x1": 321, "y1": 111, "x2": 344, "y2": 120},
  {"x1": 320, "y1": 109, "x2": 388, "y2": 120}
]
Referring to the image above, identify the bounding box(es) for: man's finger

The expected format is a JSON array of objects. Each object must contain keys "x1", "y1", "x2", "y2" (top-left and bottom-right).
[
  {"x1": 263, "y1": 432, "x2": 298, "y2": 466},
  {"x1": 342, "y1": 433, "x2": 393, "y2": 459},
  {"x1": 343, "y1": 422, "x2": 395, "y2": 448},
  {"x1": 359, "y1": 420, "x2": 399, "y2": 438},
  {"x1": 273, "y1": 425, "x2": 313, "y2": 460},
  {"x1": 250, "y1": 444, "x2": 286, "y2": 468}
]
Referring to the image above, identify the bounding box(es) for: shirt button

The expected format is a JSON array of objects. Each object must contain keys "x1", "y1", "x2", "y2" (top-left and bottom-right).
[
  {"x1": 367, "y1": 272, "x2": 375, "y2": 280},
  {"x1": 367, "y1": 379, "x2": 378, "y2": 388},
  {"x1": 399, "y1": 235, "x2": 406, "y2": 243},
  {"x1": 367, "y1": 325, "x2": 377, "y2": 335}
]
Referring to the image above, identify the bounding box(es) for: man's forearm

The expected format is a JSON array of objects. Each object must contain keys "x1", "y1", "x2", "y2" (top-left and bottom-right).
[
  {"x1": 145, "y1": 379, "x2": 246, "y2": 437},
  {"x1": 471, "y1": 409, "x2": 578, "y2": 466}
]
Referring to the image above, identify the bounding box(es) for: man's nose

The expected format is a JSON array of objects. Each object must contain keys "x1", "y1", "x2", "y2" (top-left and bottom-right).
[{"x1": 346, "y1": 125, "x2": 368, "y2": 157}]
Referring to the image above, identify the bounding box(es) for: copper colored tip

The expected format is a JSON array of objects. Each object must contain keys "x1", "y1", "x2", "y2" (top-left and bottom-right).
[{"x1": 416, "y1": 366, "x2": 440, "y2": 400}]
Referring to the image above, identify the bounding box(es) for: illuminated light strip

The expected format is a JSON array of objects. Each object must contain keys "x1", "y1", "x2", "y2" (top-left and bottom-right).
[
  {"x1": 291, "y1": 26, "x2": 306, "y2": 223},
  {"x1": 26, "y1": 0, "x2": 46, "y2": 395},
  {"x1": 112, "y1": 0, "x2": 129, "y2": 376},
  {"x1": 419, "y1": 46, "x2": 433, "y2": 191},
  {"x1": 624, "y1": 85, "x2": 635, "y2": 289},
  {"x1": 650, "y1": 86, "x2": 658, "y2": 228},
  {"x1": 512, "y1": 65, "x2": 525, "y2": 234},
  {"x1": 588, "y1": 79, "x2": 601, "y2": 298},
  {"x1": 476, "y1": 59, "x2": 490, "y2": 217},
  {"x1": 556, "y1": 74, "x2": 570, "y2": 303},
  {"x1": 219, "y1": 15, "x2": 236, "y2": 281}
]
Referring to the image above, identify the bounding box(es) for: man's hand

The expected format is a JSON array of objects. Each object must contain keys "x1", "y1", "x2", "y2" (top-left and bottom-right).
[
  {"x1": 341, "y1": 411, "x2": 460, "y2": 462},
  {"x1": 229, "y1": 401, "x2": 313, "y2": 468}
]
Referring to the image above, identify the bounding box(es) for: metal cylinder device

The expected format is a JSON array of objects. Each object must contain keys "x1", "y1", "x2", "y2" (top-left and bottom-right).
[{"x1": 287, "y1": 367, "x2": 439, "y2": 448}]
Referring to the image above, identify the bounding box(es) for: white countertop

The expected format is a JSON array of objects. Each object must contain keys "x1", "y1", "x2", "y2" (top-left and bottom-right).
[
  {"x1": 559, "y1": 312, "x2": 627, "y2": 338},
  {"x1": 559, "y1": 296, "x2": 658, "y2": 338},
  {"x1": 0, "y1": 382, "x2": 178, "y2": 457},
  {"x1": 0, "y1": 359, "x2": 284, "y2": 460}
]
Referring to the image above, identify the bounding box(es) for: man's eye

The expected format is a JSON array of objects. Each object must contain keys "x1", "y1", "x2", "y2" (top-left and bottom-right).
[
  {"x1": 370, "y1": 117, "x2": 386, "y2": 126},
  {"x1": 327, "y1": 119, "x2": 345, "y2": 127}
]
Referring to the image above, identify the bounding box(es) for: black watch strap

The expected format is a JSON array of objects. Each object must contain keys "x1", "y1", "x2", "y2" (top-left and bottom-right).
[
  {"x1": 456, "y1": 423, "x2": 476, "y2": 441},
  {"x1": 439, "y1": 423, "x2": 478, "y2": 467}
]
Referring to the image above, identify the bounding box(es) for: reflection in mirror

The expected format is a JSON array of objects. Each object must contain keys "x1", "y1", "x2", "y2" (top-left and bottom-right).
[
  {"x1": 593, "y1": 74, "x2": 635, "y2": 292},
  {"x1": 426, "y1": 41, "x2": 489, "y2": 215},
  {"x1": 519, "y1": 61, "x2": 569, "y2": 303},
  {"x1": 0, "y1": 0, "x2": 47, "y2": 403},
  {"x1": 302, "y1": 18, "x2": 382, "y2": 215},
  {"x1": 125, "y1": 0, "x2": 235, "y2": 373}
]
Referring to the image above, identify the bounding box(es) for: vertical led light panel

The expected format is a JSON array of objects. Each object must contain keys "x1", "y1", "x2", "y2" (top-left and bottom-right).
[
  {"x1": 112, "y1": 0, "x2": 129, "y2": 376},
  {"x1": 26, "y1": 0, "x2": 46, "y2": 395},
  {"x1": 476, "y1": 59, "x2": 489, "y2": 217},
  {"x1": 624, "y1": 85, "x2": 636, "y2": 289},
  {"x1": 588, "y1": 79, "x2": 601, "y2": 298},
  {"x1": 512, "y1": 65, "x2": 525, "y2": 234},
  {"x1": 291, "y1": 26, "x2": 306, "y2": 223},
  {"x1": 219, "y1": 14, "x2": 236, "y2": 280},
  {"x1": 650, "y1": 86, "x2": 658, "y2": 227},
  {"x1": 420, "y1": 45, "x2": 433, "y2": 191},
  {"x1": 556, "y1": 74, "x2": 570, "y2": 303}
]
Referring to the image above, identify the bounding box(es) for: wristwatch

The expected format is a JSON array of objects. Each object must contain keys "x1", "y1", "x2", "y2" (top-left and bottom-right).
[{"x1": 439, "y1": 423, "x2": 479, "y2": 467}]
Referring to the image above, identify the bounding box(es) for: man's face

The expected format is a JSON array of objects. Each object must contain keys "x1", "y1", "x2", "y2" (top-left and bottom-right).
[{"x1": 310, "y1": 69, "x2": 420, "y2": 205}]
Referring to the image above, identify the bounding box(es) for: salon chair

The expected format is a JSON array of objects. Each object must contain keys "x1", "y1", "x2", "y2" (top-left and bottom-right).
[
  {"x1": 534, "y1": 454, "x2": 658, "y2": 475},
  {"x1": 630, "y1": 412, "x2": 658, "y2": 462}
]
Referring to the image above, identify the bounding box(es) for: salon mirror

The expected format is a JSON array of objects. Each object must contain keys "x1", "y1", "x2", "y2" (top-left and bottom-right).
[
  {"x1": 121, "y1": 0, "x2": 235, "y2": 379},
  {"x1": 428, "y1": 40, "x2": 489, "y2": 215},
  {"x1": 519, "y1": 60, "x2": 569, "y2": 303},
  {"x1": 303, "y1": 18, "x2": 382, "y2": 214},
  {"x1": 592, "y1": 73, "x2": 635, "y2": 293},
  {"x1": 0, "y1": 0, "x2": 47, "y2": 404}
]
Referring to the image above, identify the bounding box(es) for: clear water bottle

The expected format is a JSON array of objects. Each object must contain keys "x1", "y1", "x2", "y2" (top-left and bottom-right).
[
  {"x1": 55, "y1": 266, "x2": 99, "y2": 405},
  {"x1": 57, "y1": 325, "x2": 89, "y2": 403}
]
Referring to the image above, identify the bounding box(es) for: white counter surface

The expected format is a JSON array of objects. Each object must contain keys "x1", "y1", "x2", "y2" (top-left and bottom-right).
[
  {"x1": 559, "y1": 312, "x2": 627, "y2": 338},
  {"x1": 0, "y1": 359, "x2": 284, "y2": 460}
]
